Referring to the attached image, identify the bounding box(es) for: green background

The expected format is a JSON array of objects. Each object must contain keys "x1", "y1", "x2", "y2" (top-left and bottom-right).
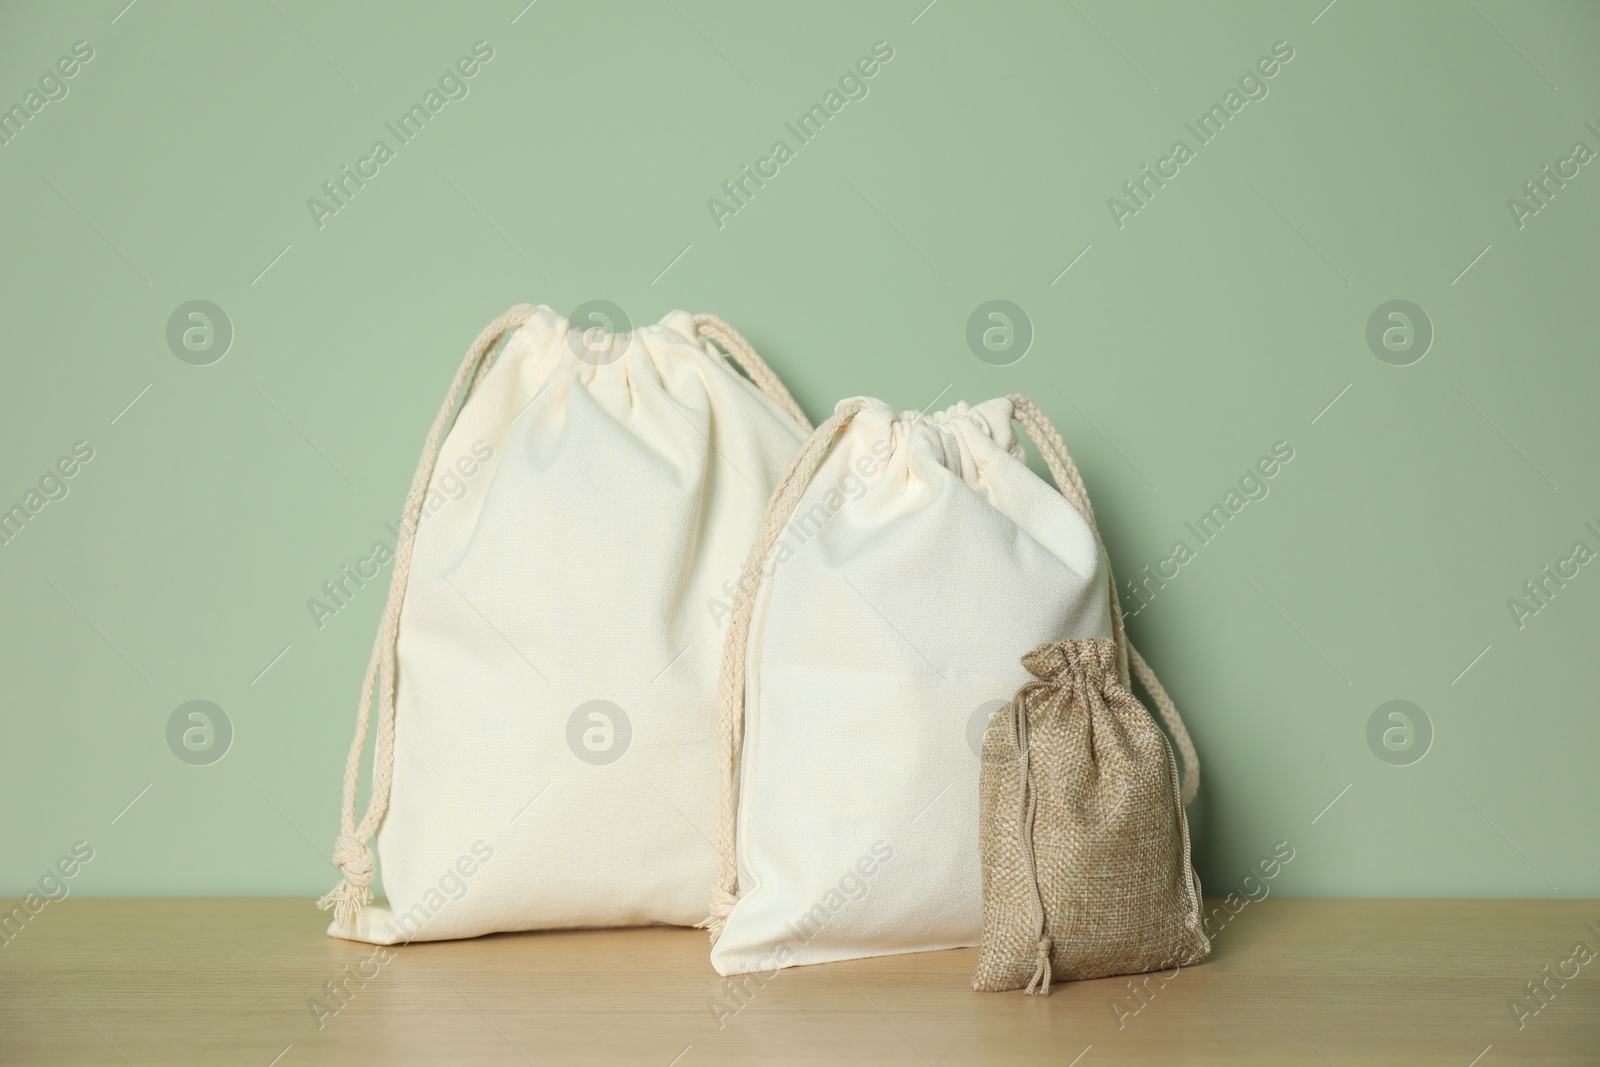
[{"x1": 2, "y1": 0, "x2": 1595, "y2": 901}]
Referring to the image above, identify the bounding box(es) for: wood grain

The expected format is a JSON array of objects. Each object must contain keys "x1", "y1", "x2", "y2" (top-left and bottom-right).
[{"x1": 0, "y1": 898, "x2": 1595, "y2": 1065}]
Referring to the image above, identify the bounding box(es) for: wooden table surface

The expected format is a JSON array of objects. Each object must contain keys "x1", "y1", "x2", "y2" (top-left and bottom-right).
[{"x1": 1, "y1": 898, "x2": 1595, "y2": 1066}]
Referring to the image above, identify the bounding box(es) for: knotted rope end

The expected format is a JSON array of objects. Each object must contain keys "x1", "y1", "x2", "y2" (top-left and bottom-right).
[
  {"x1": 698, "y1": 884, "x2": 739, "y2": 942},
  {"x1": 317, "y1": 835, "x2": 376, "y2": 932}
]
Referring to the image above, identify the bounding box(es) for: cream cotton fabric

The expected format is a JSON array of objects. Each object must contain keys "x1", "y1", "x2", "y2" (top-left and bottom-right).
[
  {"x1": 320, "y1": 305, "x2": 809, "y2": 945},
  {"x1": 706, "y1": 396, "x2": 1115, "y2": 976}
]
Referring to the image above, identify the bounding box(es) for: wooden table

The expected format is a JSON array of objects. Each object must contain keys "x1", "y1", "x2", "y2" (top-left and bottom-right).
[{"x1": 1, "y1": 899, "x2": 1595, "y2": 1065}]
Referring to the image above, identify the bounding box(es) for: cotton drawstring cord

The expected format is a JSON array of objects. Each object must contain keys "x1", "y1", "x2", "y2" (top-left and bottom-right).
[
  {"x1": 702, "y1": 399, "x2": 870, "y2": 938},
  {"x1": 318, "y1": 304, "x2": 535, "y2": 932},
  {"x1": 1008, "y1": 394, "x2": 1200, "y2": 806},
  {"x1": 693, "y1": 315, "x2": 813, "y2": 432}
]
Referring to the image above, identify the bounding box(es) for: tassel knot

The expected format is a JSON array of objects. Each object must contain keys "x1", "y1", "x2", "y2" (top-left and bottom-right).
[{"x1": 316, "y1": 835, "x2": 376, "y2": 933}]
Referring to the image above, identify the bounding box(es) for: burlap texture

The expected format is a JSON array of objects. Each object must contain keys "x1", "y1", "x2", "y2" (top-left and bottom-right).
[{"x1": 974, "y1": 638, "x2": 1209, "y2": 993}]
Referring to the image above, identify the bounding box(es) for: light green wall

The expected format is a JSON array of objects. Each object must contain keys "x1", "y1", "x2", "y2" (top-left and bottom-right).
[{"x1": 2, "y1": 1, "x2": 1595, "y2": 900}]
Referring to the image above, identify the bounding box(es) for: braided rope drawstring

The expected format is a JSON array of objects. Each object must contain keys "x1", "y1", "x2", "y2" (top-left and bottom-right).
[
  {"x1": 692, "y1": 315, "x2": 812, "y2": 433},
  {"x1": 318, "y1": 304, "x2": 535, "y2": 931},
  {"x1": 1008, "y1": 394, "x2": 1200, "y2": 805}
]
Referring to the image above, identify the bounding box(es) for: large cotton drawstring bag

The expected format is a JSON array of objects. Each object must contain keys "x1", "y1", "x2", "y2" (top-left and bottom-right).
[
  {"x1": 706, "y1": 394, "x2": 1196, "y2": 975},
  {"x1": 972, "y1": 637, "x2": 1208, "y2": 995},
  {"x1": 320, "y1": 305, "x2": 810, "y2": 944}
]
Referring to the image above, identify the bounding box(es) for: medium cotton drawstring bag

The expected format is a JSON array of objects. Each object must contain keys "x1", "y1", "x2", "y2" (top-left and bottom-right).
[
  {"x1": 973, "y1": 639, "x2": 1208, "y2": 994},
  {"x1": 320, "y1": 304, "x2": 809, "y2": 944},
  {"x1": 705, "y1": 393, "x2": 1192, "y2": 976}
]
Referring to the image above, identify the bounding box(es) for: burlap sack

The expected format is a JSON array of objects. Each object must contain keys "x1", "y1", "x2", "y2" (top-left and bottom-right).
[{"x1": 974, "y1": 638, "x2": 1209, "y2": 993}]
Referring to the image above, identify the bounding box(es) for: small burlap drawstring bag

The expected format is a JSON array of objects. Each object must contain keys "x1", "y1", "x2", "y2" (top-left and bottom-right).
[{"x1": 973, "y1": 407, "x2": 1207, "y2": 994}]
